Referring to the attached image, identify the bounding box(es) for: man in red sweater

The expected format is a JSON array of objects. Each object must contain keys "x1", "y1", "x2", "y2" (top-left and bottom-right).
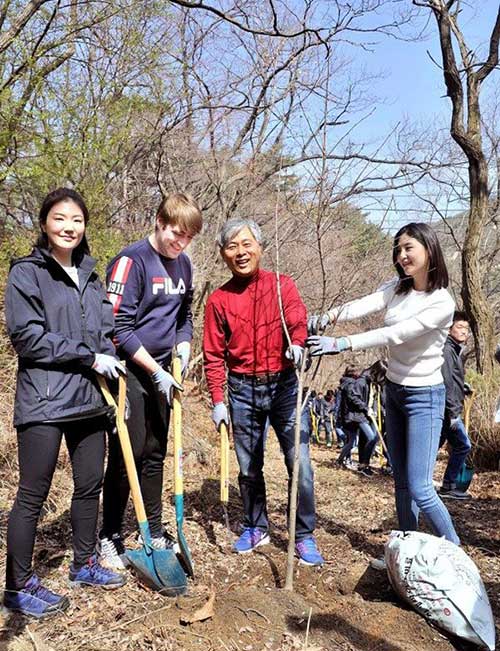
[{"x1": 203, "y1": 218, "x2": 323, "y2": 565}]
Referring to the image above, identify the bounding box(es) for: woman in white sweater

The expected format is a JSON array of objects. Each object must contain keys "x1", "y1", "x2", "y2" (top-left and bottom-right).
[{"x1": 307, "y1": 222, "x2": 459, "y2": 546}]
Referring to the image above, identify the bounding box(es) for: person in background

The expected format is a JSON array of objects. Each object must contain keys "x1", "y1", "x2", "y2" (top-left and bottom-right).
[
  {"x1": 320, "y1": 390, "x2": 335, "y2": 447},
  {"x1": 335, "y1": 367, "x2": 361, "y2": 469},
  {"x1": 333, "y1": 386, "x2": 346, "y2": 448},
  {"x1": 335, "y1": 366, "x2": 377, "y2": 475},
  {"x1": 4, "y1": 188, "x2": 126, "y2": 618},
  {"x1": 203, "y1": 217, "x2": 324, "y2": 566},
  {"x1": 307, "y1": 222, "x2": 460, "y2": 570},
  {"x1": 438, "y1": 311, "x2": 473, "y2": 500},
  {"x1": 98, "y1": 192, "x2": 202, "y2": 570}
]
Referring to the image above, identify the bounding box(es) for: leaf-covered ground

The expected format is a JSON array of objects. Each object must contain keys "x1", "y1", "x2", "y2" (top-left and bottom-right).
[{"x1": 0, "y1": 385, "x2": 498, "y2": 651}]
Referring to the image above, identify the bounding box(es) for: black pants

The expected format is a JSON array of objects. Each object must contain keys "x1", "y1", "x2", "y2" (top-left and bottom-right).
[
  {"x1": 6, "y1": 417, "x2": 106, "y2": 590},
  {"x1": 101, "y1": 363, "x2": 170, "y2": 539}
]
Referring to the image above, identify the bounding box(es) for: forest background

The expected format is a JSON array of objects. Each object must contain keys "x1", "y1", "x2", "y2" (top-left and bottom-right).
[{"x1": 0, "y1": 0, "x2": 499, "y2": 473}]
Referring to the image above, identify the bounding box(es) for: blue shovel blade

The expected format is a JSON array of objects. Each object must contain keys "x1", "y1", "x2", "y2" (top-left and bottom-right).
[{"x1": 127, "y1": 522, "x2": 187, "y2": 595}]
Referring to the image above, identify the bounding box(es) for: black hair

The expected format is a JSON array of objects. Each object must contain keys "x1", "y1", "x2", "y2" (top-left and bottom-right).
[
  {"x1": 36, "y1": 188, "x2": 90, "y2": 260},
  {"x1": 453, "y1": 310, "x2": 469, "y2": 323},
  {"x1": 392, "y1": 222, "x2": 448, "y2": 295}
]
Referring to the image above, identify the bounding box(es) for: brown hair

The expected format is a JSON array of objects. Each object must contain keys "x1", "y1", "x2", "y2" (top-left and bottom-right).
[{"x1": 156, "y1": 192, "x2": 202, "y2": 235}]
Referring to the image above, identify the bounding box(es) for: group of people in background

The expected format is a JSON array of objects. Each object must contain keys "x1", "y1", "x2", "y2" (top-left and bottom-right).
[{"x1": 3, "y1": 188, "x2": 480, "y2": 618}]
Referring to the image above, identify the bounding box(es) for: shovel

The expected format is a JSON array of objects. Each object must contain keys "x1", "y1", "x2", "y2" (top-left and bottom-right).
[
  {"x1": 171, "y1": 356, "x2": 195, "y2": 578},
  {"x1": 98, "y1": 374, "x2": 187, "y2": 596},
  {"x1": 220, "y1": 421, "x2": 231, "y2": 533}
]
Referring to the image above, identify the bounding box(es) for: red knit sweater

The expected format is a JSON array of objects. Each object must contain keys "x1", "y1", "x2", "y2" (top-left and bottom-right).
[{"x1": 203, "y1": 268, "x2": 307, "y2": 403}]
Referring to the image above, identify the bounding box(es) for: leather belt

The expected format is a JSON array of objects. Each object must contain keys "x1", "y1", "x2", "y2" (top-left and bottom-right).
[{"x1": 229, "y1": 369, "x2": 292, "y2": 385}]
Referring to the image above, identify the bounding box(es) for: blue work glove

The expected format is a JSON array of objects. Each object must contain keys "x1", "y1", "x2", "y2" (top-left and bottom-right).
[
  {"x1": 151, "y1": 367, "x2": 183, "y2": 406},
  {"x1": 285, "y1": 345, "x2": 304, "y2": 368},
  {"x1": 92, "y1": 354, "x2": 126, "y2": 379},
  {"x1": 308, "y1": 313, "x2": 331, "y2": 335},
  {"x1": 306, "y1": 335, "x2": 351, "y2": 356},
  {"x1": 176, "y1": 341, "x2": 191, "y2": 378},
  {"x1": 212, "y1": 402, "x2": 229, "y2": 431}
]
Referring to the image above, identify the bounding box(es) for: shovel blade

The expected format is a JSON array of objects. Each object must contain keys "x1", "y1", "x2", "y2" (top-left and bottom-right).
[{"x1": 126, "y1": 547, "x2": 187, "y2": 596}]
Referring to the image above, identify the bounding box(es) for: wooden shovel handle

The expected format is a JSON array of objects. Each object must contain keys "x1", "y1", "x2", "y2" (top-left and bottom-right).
[
  {"x1": 97, "y1": 374, "x2": 148, "y2": 525},
  {"x1": 220, "y1": 421, "x2": 229, "y2": 504},
  {"x1": 172, "y1": 356, "x2": 183, "y2": 496}
]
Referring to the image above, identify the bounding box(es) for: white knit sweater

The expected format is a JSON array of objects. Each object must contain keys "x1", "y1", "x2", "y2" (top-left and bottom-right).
[{"x1": 327, "y1": 279, "x2": 455, "y2": 386}]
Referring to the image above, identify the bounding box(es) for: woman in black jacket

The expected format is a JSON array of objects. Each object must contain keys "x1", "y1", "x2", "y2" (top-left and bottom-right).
[{"x1": 4, "y1": 188, "x2": 126, "y2": 618}]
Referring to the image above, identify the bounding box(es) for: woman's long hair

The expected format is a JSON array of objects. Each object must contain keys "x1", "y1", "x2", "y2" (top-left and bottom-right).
[{"x1": 393, "y1": 222, "x2": 448, "y2": 295}]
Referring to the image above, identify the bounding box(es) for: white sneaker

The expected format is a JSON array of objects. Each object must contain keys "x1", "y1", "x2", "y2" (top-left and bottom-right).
[
  {"x1": 97, "y1": 535, "x2": 128, "y2": 571},
  {"x1": 370, "y1": 556, "x2": 387, "y2": 571},
  {"x1": 137, "y1": 533, "x2": 180, "y2": 555}
]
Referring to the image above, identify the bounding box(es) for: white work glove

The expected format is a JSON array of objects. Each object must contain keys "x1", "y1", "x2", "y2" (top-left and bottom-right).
[
  {"x1": 176, "y1": 341, "x2": 191, "y2": 378},
  {"x1": 306, "y1": 335, "x2": 351, "y2": 356},
  {"x1": 151, "y1": 367, "x2": 183, "y2": 406},
  {"x1": 92, "y1": 354, "x2": 126, "y2": 379},
  {"x1": 285, "y1": 344, "x2": 304, "y2": 368},
  {"x1": 212, "y1": 402, "x2": 229, "y2": 431},
  {"x1": 308, "y1": 313, "x2": 331, "y2": 335}
]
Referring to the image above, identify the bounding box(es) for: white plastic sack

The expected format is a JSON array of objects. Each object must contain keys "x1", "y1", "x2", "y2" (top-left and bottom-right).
[{"x1": 385, "y1": 531, "x2": 495, "y2": 650}]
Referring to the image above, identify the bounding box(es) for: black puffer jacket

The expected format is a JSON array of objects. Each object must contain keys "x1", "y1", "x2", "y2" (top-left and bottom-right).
[
  {"x1": 6, "y1": 247, "x2": 116, "y2": 427},
  {"x1": 441, "y1": 335, "x2": 465, "y2": 419},
  {"x1": 339, "y1": 375, "x2": 369, "y2": 425}
]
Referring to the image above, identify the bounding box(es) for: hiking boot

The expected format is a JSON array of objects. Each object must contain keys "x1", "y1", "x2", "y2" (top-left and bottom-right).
[
  {"x1": 370, "y1": 556, "x2": 387, "y2": 571},
  {"x1": 69, "y1": 556, "x2": 127, "y2": 589},
  {"x1": 358, "y1": 466, "x2": 374, "y2": 477},
  {"x1": 3, "y1": 574, "x2": 70, "y2": 619},
  {"x1": 97, "y1": 534, "x2": 128, "y2": 571},
  {"x1": 295, "y1": 536, "x2": 324, "y2": 566},
  {"x1": 233, "y1": 527, "x2": 270, "y2": 553},
  {"x1": 439, "y1": 486, "x2": 471, "y2": 500}
]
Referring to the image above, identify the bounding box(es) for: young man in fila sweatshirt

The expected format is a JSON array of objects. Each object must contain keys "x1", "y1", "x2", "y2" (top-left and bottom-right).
[{"x1": 98, "y1": 193, "x2": 202, "y2": 569}]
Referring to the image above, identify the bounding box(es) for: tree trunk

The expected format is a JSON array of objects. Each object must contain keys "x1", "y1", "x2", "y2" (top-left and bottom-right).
[{"x1": 461, "y1": 156, "x2": 496, "y2": 374}]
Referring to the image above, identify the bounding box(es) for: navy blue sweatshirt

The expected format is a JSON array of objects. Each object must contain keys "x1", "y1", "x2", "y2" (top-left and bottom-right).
[{"x1": 106, "y1": 238, "x2": 194, "y2": 366}]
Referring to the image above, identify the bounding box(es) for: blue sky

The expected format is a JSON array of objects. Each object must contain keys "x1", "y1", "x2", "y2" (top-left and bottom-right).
[
  {"x1": 358, "y1": 3, "x2": 499, "y2": 134},
  {"x1": 345, "y1": 2, "x2": 500, "y2": 228}
]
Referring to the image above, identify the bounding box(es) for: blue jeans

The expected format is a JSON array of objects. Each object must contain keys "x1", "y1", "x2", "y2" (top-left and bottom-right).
[
  {"x1": 335, "y1": 427, "x2": 346, "y2": 445},
  {"x1": 385, "y1": 380, "x2": 459, "y2": 545},
  {"x1": 441, "y1": 417, "x2": 472, "y2": 487},
  {"x1": 358, "y1": 421, "x2": 378, "y2": 465},
  {"x1": 228, "y1": 370, "x2": 316, "y2": 540},
  {"x1": 337, "y1": 424, "x2": 358, "y2": 463}
]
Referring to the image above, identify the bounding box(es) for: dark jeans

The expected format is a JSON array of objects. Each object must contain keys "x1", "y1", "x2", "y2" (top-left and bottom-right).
[
  {"x1": 441, "y1": 417, "x2": 472, "y2": 487},
  {"x1": 228, "y1": 369, "x2": 316, "y2": 540},
  {"x1": 318, "y1": 417, "x2": 334, "y2": 445},
  {"x1": 385, "y1": 380, "x2": 459, "y2": 544},
  {"x1": 335, "y1": 426, "x2": 346, "y2": 445},
  {"x1": 6, "y1": 417, "x2": 106, "y2": 590},
  {"x1": 337, "y1": 424, "x2": 358, "y2": 463},
  {"x1": 357, "y1": 421, "x2": 378, "y2": 465},
  {"x1": 101, "y1": 363, "x2": 169, "y2": 539}
]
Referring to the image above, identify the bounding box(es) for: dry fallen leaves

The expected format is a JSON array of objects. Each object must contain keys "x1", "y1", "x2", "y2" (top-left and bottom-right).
[{"x1": 179, "y1": 590, "x2": 215, "y2": 625}]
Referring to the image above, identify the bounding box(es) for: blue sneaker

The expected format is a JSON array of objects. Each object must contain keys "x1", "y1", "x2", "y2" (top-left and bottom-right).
[
  {"x1": 295, "y1": 537, "x2": 324, "y2": 566},
  {"x1": 233, "y1": 527, "x2": 270, "y2": 553},
  {"x1": 69, "y1": 555, "x2": 127, "y2": 590},
  {"x1": 3, "y1": 574, "x2": 70, "y2": 618}
]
